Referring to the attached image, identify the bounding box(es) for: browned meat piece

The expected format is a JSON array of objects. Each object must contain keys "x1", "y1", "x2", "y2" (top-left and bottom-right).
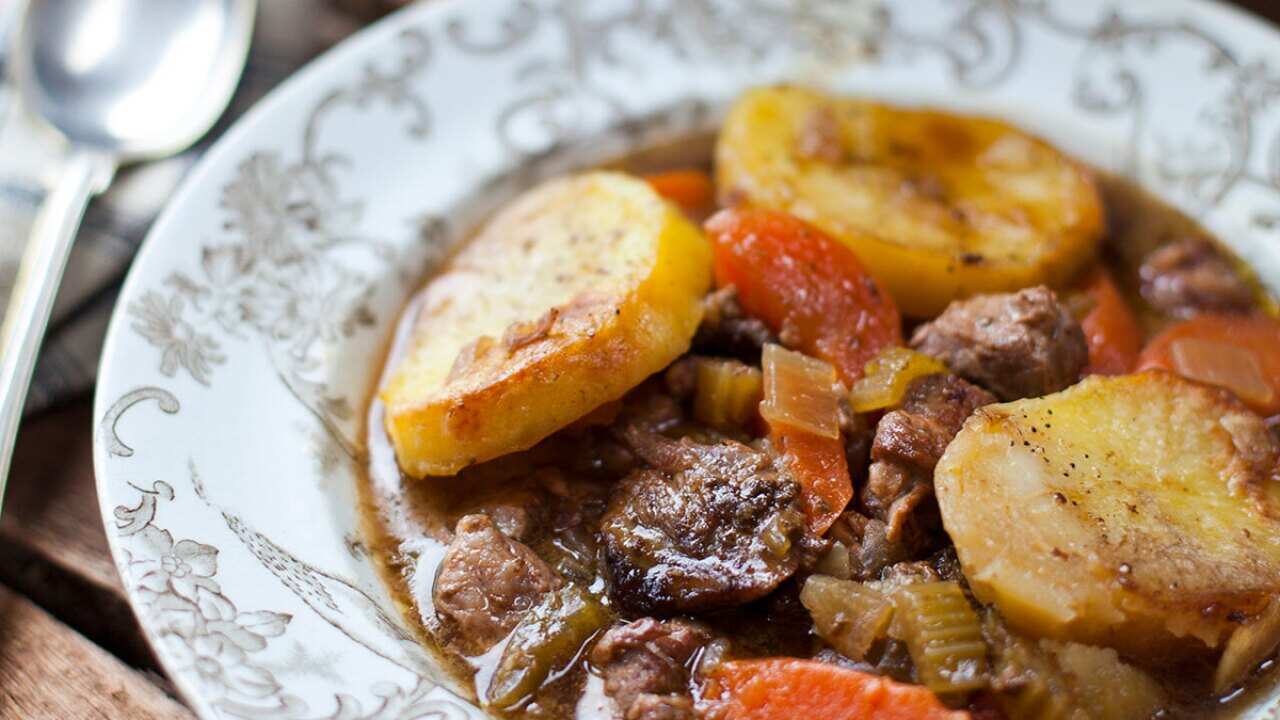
[
  {"x1": 827, "y1": 512, "x2": 907, "y2": 580},
  {"x1": 1140, "y1": 238, "x2": 1254, "y2": 318},
  {"x1": 839, "y1": 400, "x2": 874, "y2": 488},
  {"x1": 877, "y1": 560, "x2": 942, "y2": 591},
  {"x1": 663, "y1": 356, "x2": 699, "y2": 399},
  {"x1": 693, "y1": 286, "x2": 777, "y2": 362},
  {"x1": 431, "y1": 513, "x2": 561, "y2": 655},
  {"x1": 591, "y1": 618, "x2": 712, "y2": 720},
  {"x1": 862, "y1": 374, "x2": 994, "y2": 543},
  {"x1": 601, "y1": 427, "x2": 805, "y2": 613},
  {"x1": 910, "y1": 286, "x2": 1087, "y2": 401}
]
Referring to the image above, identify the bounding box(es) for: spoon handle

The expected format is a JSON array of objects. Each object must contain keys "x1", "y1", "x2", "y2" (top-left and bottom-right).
[{"x1": 0, "y1": 149, "x2": 115, "y2": 508}]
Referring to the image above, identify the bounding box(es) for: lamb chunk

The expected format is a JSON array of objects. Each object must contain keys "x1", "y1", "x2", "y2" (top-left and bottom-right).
[
  {"x1": 910, "y1": 286, "x2": 1087, "y2": 400},
  {"x1": 591, "y1": 618, "x2": 711, "y2": 720},
  {"x1": 431, "y1": 514, "x2": 560, "y2": 655},
  {"x1": 861, "y1": 374, "x2": 994, "y2": 543},
  {"x1": 601, "y1": 427, "x2": 805, "y2": 613},
  {"x1": 877, "y1": 560, "x2": 942, "y2": 590},
  {"x1": 663, "y1": 357, "x2": 699, "y2": 399},
  {"x1": 839, "y1": 400, "x2": 873, "y2": 487},
  {"x1": 1140, "y1": 238, "x2": 1254, "y2": 318},
  {"x1": 826, "y1": 514, "x2": 906, "y2": 581},
  {"x1": 693, "y1": 286, "x2": 777, "y2": 362}
]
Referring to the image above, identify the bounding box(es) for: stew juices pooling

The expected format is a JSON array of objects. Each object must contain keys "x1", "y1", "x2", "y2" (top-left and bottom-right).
[{"x1": 360, "y1": 95, "x2": 1280, "y2": 720}]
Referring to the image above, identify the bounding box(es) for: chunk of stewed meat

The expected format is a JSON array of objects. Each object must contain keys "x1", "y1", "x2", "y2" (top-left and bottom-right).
[
  {"x1": 863, "y1": 374, "x2": 994, "y2": 543},
  {"x1": 693, "y1": 286, "x2": 777, "y2": 362},
  {"x1": 910, "y1": 286, "x2": 1087, "y2": 400},
  {"x1": 591, "y1": 618, "x2": 712, "y2": 720},
  {"x1": 601, "y1": 427, "x2": 805, "y2": 613},
  {"x1": 1140, "y1": 238, "x2": 1254, "y2": 318},
  {"x1": 431, "y1": 514, "x2": 561, "y2": 655}
]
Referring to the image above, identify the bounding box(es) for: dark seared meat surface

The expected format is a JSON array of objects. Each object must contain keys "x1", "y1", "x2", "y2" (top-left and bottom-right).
[
  {"x1": 1139, "y1": 238, "x2": 1254, "y2": 318},
  {"x1": 431, "y1": 513, "x2": 561, "y2": 655},
  {"x1": 862, "y1": 374, "x2": 994, "y2": 543},
  {"x1": 590, "y1": 618, "x2": 711, "y2": 720},
  {"x1": 910, "y1": 286, "x2": 1087, "y2": 401},
  {"x1": 693, "y1": 286, "x2": 777, "y2": 362},
  {"x1": 601, "y1": 426, "x2": 805, "y2": 613}
]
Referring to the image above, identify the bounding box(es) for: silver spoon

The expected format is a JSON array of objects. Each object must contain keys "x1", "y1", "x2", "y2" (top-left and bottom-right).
[{"x1": 0, "y1": 0, "x2": 256, "y2": 504}]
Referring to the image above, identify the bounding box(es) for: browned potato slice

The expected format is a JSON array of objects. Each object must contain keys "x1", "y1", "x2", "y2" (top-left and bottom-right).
[
  {"x1": 381, "y1": 172, "x2": 711, "y2": 477},
  {"x1": 716, "y1": 86, "x2": 1105, "y2": 316},
  {"x1": 936, "y1": 371, "x2": 1280, "y2": 661}
]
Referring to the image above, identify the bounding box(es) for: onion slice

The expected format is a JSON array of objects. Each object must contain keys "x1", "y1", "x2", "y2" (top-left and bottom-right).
[{"x1": 760, "y1": 343, "x2": 840, "y2": 439}]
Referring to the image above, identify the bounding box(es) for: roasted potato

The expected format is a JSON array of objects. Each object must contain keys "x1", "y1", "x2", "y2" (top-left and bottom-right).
[
  {"x1": 382, "y1": 172, "x2": 712, "y2": 477},
  {"x1": 716, "y1": 86, "x2": 1105, "y2": 316},
  {"x1": 935, "y1": 371, "x2": 1280, "y2": 661}
]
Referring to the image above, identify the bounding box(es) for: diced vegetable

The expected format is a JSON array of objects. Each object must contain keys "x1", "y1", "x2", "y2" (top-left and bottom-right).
[
  {"x1": 702, "y1": 658, "x2": 969, "y2": 720},
  {"x1": 485, "y1": 585, "x2": 613, "y2": 709},
  {"x1": 760, "y1": 344, "x2": 852, "y2": 533},
  {"x1": 1137, "y1": 314, "x2": 1280, "y2": 414},
  {"x1": 694, "y1": 358, "x2": 764, "y2": 430},
  {"x1": 772, "y1": 428, "x2": 852, "y2": 535},
  {"x1": 814, "y1": 541, "x2": 854, "y2": 580},
  {"x1": 715, "y1": 86, "x2": 1104, "y2": 317},
  {"x1": 1075, "y1": 268, "x2": 1142, "y2": 376},
  {"x1": 848, "y1": 347, "x2": 948, "y2": 412},
  {"x1": 706, "y1": 208, "x2": 902, "y2": 383},
  {"x1": 645, "y1": 169, "x2": 715, "y2": 215},
  {"x1": 383, "y1": 172, "x2": 712, "y2": 476},
  {"x1": 1214, "y1": 597, "x2": 1280, "y2": 693},
  {"x1": 800, "y1": 575, "x2": 894, "y2": 661},
  {"x1": 982, "y1": 613, "x2": 1166, "y2": 720},
  {"x1": 1049, "y1": 639, "x2": 1167, "y2": 720},
  {"x1": 760, "y1": 344, "x2": 840, "y2": 438},
  {"x1": 936, "y1": 372, "x2": 1280, "y2": 662},
  {"x1": 888, "y1": 582, "x2": 988, "y2": 696},
  {"x1": 981, "y1": 614, "x2": 1072, "y2": 720}
]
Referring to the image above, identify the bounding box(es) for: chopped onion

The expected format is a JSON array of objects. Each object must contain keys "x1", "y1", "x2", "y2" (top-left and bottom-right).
[
  {"x1": 800, "y1": 575, "x2": 894, "y2": 661},
  {"x1": 848, "y1": 347, "x2": 947, "y2": 413},
  {"x1": 760, "y1": 343, "x2": 840, "y2": 438},
  {"x1": 1171, "y1": 337, "x2": 1275, "y2": 408}
]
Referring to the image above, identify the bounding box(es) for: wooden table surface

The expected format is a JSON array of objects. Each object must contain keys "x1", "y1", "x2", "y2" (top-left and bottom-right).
[{"x1": 3, "y1": 1, "x2": 1278, "y2": 717}]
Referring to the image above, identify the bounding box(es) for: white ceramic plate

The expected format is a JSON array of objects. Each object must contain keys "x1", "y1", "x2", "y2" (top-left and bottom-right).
[{"x1": 93, "y1": 1, "x2": 1280, "y2": 717}]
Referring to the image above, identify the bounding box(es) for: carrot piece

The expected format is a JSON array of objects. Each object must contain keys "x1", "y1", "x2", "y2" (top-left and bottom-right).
[
  {"x1": 702, "y1": 659, "x2": 970, "y2": 720},
  {"x1": 705, "y1": 208, "x2": 902, "y2": 384},
  {"x1": 1077, "y1": 267, "x2": 1142, "y2": 375},
  {"x1": 1137, "y1": 314, "x2": 1280, "y2": 415},
  {"x1": 772, "y1": 428, "x2": 851, "y2": 535},
  {"x1": 644, "y1": 169, "x2": 715, "y2": 214}
]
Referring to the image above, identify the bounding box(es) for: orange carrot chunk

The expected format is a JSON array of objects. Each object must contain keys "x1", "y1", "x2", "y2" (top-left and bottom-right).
[
  {"x1": 705, "y1": 208, "x2": 902, "y2": 385},
  {"x1": 1137, "y1": 314, "x2": 1280, "y2": 415},
  {"x1": 644, "y1": 169, "x2": 715, "y2": 214},
  {"x1": 772, "y1": 428, "x2": 851, "y2": 535},
  {"x1": 702, "y1": 659, "x2": 970, "y2": 720},
  {"x1": 1077, "y1": 267, "x2": 1142, "y2": 375}
]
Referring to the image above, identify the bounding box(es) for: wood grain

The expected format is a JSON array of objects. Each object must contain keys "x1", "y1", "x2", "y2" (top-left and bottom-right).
[
  {"x1": 0, "y1": 582, "x2": 194, "y2": 720},
  {"x1": 0, "y1": 399, "x2": 157, "y2": 669}
]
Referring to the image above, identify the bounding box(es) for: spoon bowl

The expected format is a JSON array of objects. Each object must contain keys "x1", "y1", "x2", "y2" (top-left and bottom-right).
[
  {"x1": 13, "y1": 0, "x2": 255, "y2": 159},
  {"x1": 0, "y1": 0, "x2": 256, "y2": 507}
]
